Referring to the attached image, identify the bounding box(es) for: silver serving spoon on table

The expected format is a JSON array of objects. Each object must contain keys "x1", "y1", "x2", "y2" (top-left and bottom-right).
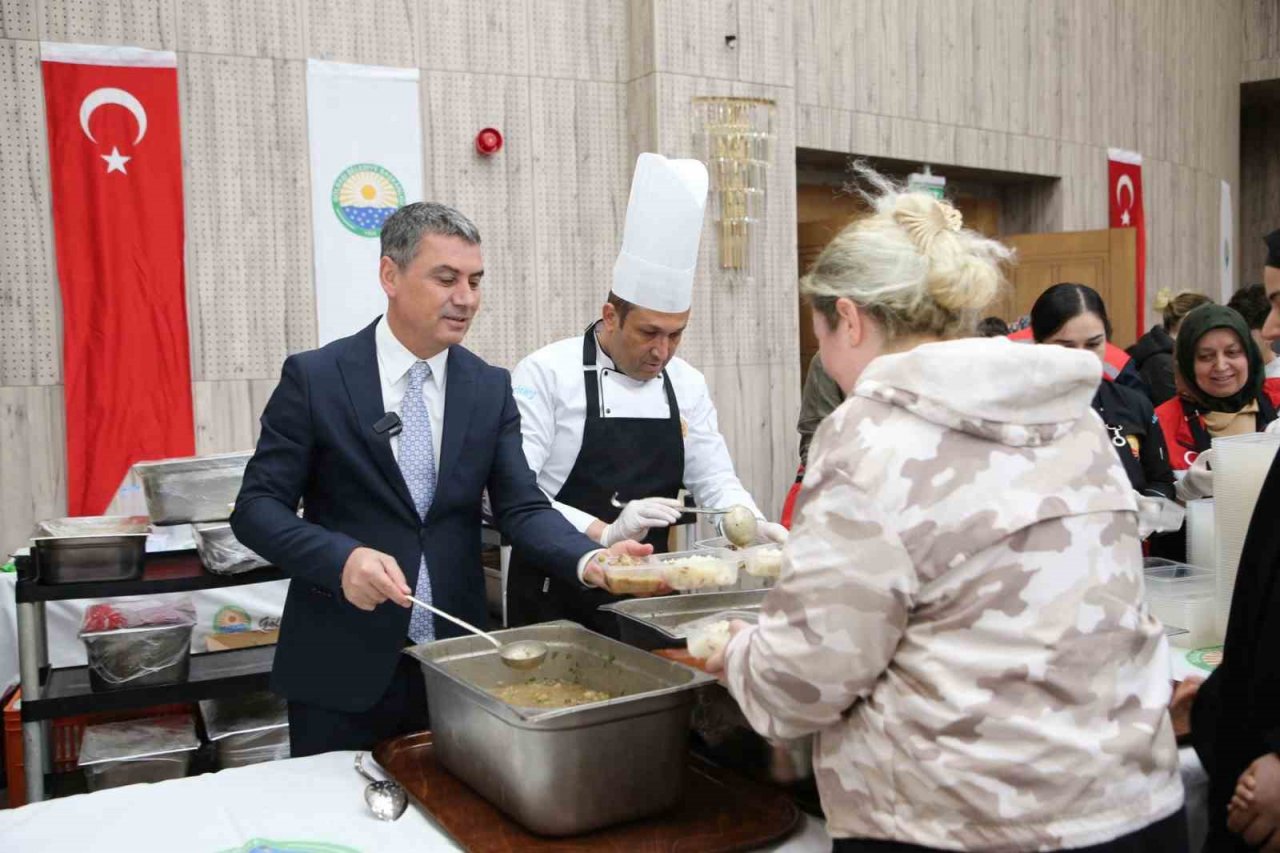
[
  {"x1": 609, "y1": 493, "x2": 759, "y2": 548},
  {"x1": 354, "y1": 752, "x2": 408, "y2": 821},
  {"x1": 407, "y1": 595, "x2": 548, "y2": 670}
]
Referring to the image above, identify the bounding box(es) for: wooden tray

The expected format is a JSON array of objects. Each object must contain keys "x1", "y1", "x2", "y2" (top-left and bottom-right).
[{"x1": 373, "y1": 732, "x2": 800, "y2": 852}]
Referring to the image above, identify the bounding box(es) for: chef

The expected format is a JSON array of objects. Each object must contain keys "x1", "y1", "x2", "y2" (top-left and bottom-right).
[{"x1": 506, "y1": 153, "x2": 786, "y2": 634}]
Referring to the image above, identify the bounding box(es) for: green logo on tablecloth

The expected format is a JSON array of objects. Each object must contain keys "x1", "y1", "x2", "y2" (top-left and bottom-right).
[
  {"x1": 220, "y1": 840, "x2": 362, "y2": 853},
  {"x1": 1187, "y1": 645, "x2": 1223, "y2": 672}
]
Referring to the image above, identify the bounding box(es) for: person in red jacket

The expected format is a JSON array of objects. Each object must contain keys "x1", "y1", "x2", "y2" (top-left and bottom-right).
[{"x1": 1155, "y1": 303, "x2": 1280, "y2": 477}]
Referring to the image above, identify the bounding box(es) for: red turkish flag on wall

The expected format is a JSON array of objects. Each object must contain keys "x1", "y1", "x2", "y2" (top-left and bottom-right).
[
  {"x1": 42, "y1": 44, "x2": 194, "y2": 515},
  {"x1": 1108, "y1": 148, "x2": 1146, "y2": 342}
]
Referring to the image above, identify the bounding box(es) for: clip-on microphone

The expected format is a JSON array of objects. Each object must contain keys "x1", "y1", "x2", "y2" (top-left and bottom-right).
[{"x1": 373, "y1": 412, "x2": 403, "y2": 437}]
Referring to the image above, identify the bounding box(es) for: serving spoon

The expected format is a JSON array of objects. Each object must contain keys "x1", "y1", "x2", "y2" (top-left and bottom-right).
[
  {"x1": 407, "y1": 595, "x2": 548, "y2": 670},
  {"x1": 354, "y1": 752, "x2": 408, "y2": 821},
  {"x1": 609, "y1": 493, "x2": 760, "y2": 547}
]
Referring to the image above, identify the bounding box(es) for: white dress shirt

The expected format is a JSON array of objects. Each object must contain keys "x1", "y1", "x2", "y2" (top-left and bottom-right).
[
  {"x1": 376, "y1": 314, "x2": 448, "y2": 465},
  {"x1": 511, "y1": 331, "x2": 761, "y2": 533}
]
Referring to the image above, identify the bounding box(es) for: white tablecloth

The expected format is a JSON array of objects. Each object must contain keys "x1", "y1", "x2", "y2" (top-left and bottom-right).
[{"x1": 0, "y1": 750, "x2": 831, "y2": 852}]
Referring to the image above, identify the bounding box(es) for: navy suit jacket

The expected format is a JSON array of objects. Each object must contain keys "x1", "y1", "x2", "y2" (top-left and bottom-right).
[{"x1": 231, "y1": 319, "x2": 599, "y2": 712}]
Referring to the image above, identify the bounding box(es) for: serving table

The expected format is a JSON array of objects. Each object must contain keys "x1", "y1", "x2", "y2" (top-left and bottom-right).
[{"x1": 0, "y1": 747, "x2": 832, "y2": 852}]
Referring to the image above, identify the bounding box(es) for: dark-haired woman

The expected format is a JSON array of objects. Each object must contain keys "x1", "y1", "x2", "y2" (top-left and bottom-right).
[{"x1": 1031, "y1": 283, "x2": 1176, "y2": 501}]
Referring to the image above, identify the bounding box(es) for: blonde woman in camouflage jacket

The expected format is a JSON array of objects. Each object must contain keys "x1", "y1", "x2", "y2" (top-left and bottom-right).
[{"x1": 708, "y1": 172, "x2": 1185, "y2": 852}]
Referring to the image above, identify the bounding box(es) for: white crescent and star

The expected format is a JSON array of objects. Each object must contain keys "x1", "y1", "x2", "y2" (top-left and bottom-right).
[
  {"x1": 79, "y1": 87, "x2": 148, "y2": 175},
  {"x1": 1115, "y1": 174, "x2": 1135, "y2": 226}
]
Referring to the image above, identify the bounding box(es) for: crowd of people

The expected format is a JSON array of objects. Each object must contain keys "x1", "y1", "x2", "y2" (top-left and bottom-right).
[
  {"x1": 230, "y1": 143, "x2": 1280, "y2": 852},
  {"x1": 724, "y1": 179, "x2": 1280, "y2": 851}
]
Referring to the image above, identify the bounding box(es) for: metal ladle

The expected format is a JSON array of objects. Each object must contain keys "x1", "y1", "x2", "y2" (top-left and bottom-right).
[
  {"x1": 407, "y1": 595, "x2": 548, "y2": 670},
  {"x1": 354, "y1": 752, "x2": 408, "y2": 821},
  {"x1": 609, "y1": 493, "x2": 760, "y2": 548}
]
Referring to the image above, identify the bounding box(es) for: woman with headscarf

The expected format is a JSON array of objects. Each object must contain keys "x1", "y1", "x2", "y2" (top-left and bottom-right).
[
  {"x1": 706, "y1": 169, "x2": 1184, "y2": 852},
  {"x1": 1155, "y1": 304, "x2": 1280, "y2": 498}
]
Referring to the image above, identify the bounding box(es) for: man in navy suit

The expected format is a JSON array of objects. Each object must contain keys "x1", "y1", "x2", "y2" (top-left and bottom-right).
[{"x1": 232, "y1": 203, "x2": 650, "y2": 756}]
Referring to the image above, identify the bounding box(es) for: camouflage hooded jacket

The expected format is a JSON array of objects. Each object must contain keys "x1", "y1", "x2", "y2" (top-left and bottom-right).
[{"x1": 724, "y1": 338, "x2": 1182, "y2": 851}]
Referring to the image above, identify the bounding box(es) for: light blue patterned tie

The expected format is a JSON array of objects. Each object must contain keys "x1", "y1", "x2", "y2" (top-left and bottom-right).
[{"x1": 402, "y1": 361, "x2": 437, "y2": 643}]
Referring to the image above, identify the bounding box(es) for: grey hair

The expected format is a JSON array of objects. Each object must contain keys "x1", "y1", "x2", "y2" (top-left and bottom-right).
[{"x1": 380, "y1": 202, "x2": 481, "y2": 269}]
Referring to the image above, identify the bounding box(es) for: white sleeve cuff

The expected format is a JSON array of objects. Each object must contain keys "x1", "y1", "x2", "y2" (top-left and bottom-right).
[
  {"x1": 576, "y1": 549, "x2": 605, "y2": 584},
  {"x1": 553, "y1": 499, "x2": 598, "y2": 534}
]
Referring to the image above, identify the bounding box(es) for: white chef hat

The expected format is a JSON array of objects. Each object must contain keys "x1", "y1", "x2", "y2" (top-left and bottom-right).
[{"x1": 611, "y1": 153, "x2": 709, "y2": 314}]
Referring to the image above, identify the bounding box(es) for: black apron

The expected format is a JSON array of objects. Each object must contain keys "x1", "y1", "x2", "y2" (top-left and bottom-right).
[{"x1": 506, "y1": 324, "x2": 686, "y2": 636}]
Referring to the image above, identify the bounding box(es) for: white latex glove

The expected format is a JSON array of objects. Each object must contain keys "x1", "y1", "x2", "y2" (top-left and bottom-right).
[
  {"x1": 1175, "y1": 450, "x2": 1214, "y2": 502},
  {"x1": 1134, "y1": 492, "x2": 1185, "y2": 539},
  {"x1": 758, "y1": 521, "x2": 789, "y2": 543},
  {"x1": 600, "y1": 497, "x2": 684, "y2": 546}
]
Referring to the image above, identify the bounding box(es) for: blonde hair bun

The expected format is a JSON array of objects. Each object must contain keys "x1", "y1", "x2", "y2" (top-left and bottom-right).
[{"x1": 800, "y1": 165, "x2": 1011, "y2": 342}]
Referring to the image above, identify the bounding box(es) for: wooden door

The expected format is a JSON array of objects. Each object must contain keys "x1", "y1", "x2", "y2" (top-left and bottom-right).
[
  {"x1": 1000, "y1": 228, "x2": 1138, "y2": 348},
  {"x1": 797, "y1": 217, "x2": 858, "y2": 383}
]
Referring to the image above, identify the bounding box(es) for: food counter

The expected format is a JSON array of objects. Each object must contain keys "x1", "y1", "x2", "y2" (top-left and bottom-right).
[{"x1": 0, "y1": 748, "x2": 833, "y2": 852}]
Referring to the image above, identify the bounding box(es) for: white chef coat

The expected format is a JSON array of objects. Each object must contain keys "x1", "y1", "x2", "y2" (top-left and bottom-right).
[
  {"x1": 512, "y1": 329, "x2": 761, "y2": 533},
  {"x1": 375, "y1": 313, "x2": 448, "y2": 465}
]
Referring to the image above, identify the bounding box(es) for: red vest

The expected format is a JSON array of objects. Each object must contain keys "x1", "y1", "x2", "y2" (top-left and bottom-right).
[{"x1": 1007, "y1": 328, "x2": 1131, "y2": 382}]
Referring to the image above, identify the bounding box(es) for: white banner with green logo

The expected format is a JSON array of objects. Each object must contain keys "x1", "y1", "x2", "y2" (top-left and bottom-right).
[{"x1": 306, "y1": 60, "x2": 422, "y2": 345}]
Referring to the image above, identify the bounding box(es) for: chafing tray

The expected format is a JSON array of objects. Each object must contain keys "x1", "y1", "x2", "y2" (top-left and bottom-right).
[
  {"x1": 31, "y1": 516, "x2": 151, "y2": 584},
  {"x1": 405, "y1": 620, "x2": 716, "y2": 836},
  {"x1": 599, "y1": 589, "x2": 768, "y2": 650},
  {"x1": 199, "y1": 692, "x2": 290, "y2": 768},
  {"x1": 133, "y1": 451, "x2": 252, "y2": 524},
  {"x1": 78, "y1": 715, "x2": 198, "y2": 792},
  {"x1": 192, "y1": 522, "x2": 269, "y2": 575}
]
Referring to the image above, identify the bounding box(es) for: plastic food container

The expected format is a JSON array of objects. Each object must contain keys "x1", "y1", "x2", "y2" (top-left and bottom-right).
[
  {"x1": 693, "y1": 535, "x2": 780, "y2": 585},
  {"x1": 598, "y1": 558, "x2": 669, "y2": 595},
  {"x1": 681, "y1": 610, "x2": 759, "y2": 659},
  {"x1": 78, "y1": 714, "x2": 199, "y2": 792},
  {"x1": 133, "y1": 451, "x2": 252, "y2": 525},
  {"x1": 31, "y1": 516, "x2": 151, "y2": 584},
  {"x1": 79, "y1": 596, "x2": 197, "y2": 692},
  {"x1": 657, "y1": 548, "x2": 738, "y2": 591},
  {"x1": 192, "y1": 522, "x2": 269, "y2": 576},
  {"x1": 199, "y1": 692, "x2": 290, "y2": 769},
  {"x1": 694, "y1": 535, "x2": 770, "y2": 551},
  {"x1": 741, "y1": 544, "x2": 783, "y2": 579},
  {"x1": 598, "y1": 549, "x2": 739, "y2": 593},
  {"x1": 1143, "y1": 558, "x2": 1216, "y2": 648}
]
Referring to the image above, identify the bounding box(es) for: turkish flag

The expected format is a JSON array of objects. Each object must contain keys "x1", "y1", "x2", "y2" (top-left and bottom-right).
[
  {"x1": 1108, "y1": 148, "x2": 1145, "y2": 342},
  {"x1": 42, "y1": 44, "x2": 194, "y2": 515}
]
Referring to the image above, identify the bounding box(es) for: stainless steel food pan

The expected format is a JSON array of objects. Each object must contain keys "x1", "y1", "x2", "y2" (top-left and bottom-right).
[
  {"x1": 78, "y1": 715, "x2": 199, "y2": 791},
  {"x1": 84, "y1": 753, "x2": 192, "y2": 791},
  {"x1": 31, "y1": 516, "x2": 151, "y2": 584},
  {"x1": 133, "y1": 451, "x2": 252, "y2": 524},
  {"x1": 83, "y1": 624, "x2": 194, "y2": 692},
  {"x1": 192, "y1": 522, "x2": 269, "y2": 575},
  {"x1": 405, "y1": 620, "x2": 715, "y2": 836},
  {"x1": 599, "y1": 589, "x2": 768, "y2": 650}
]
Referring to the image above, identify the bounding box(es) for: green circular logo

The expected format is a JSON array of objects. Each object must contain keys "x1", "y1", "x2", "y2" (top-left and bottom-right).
[
  {"x1": 1187, "y1": 645, "x2": 1222, "y2": 672},
  {"x1": 331, "y1": 163, "x2": 405, "y2": 238}
]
